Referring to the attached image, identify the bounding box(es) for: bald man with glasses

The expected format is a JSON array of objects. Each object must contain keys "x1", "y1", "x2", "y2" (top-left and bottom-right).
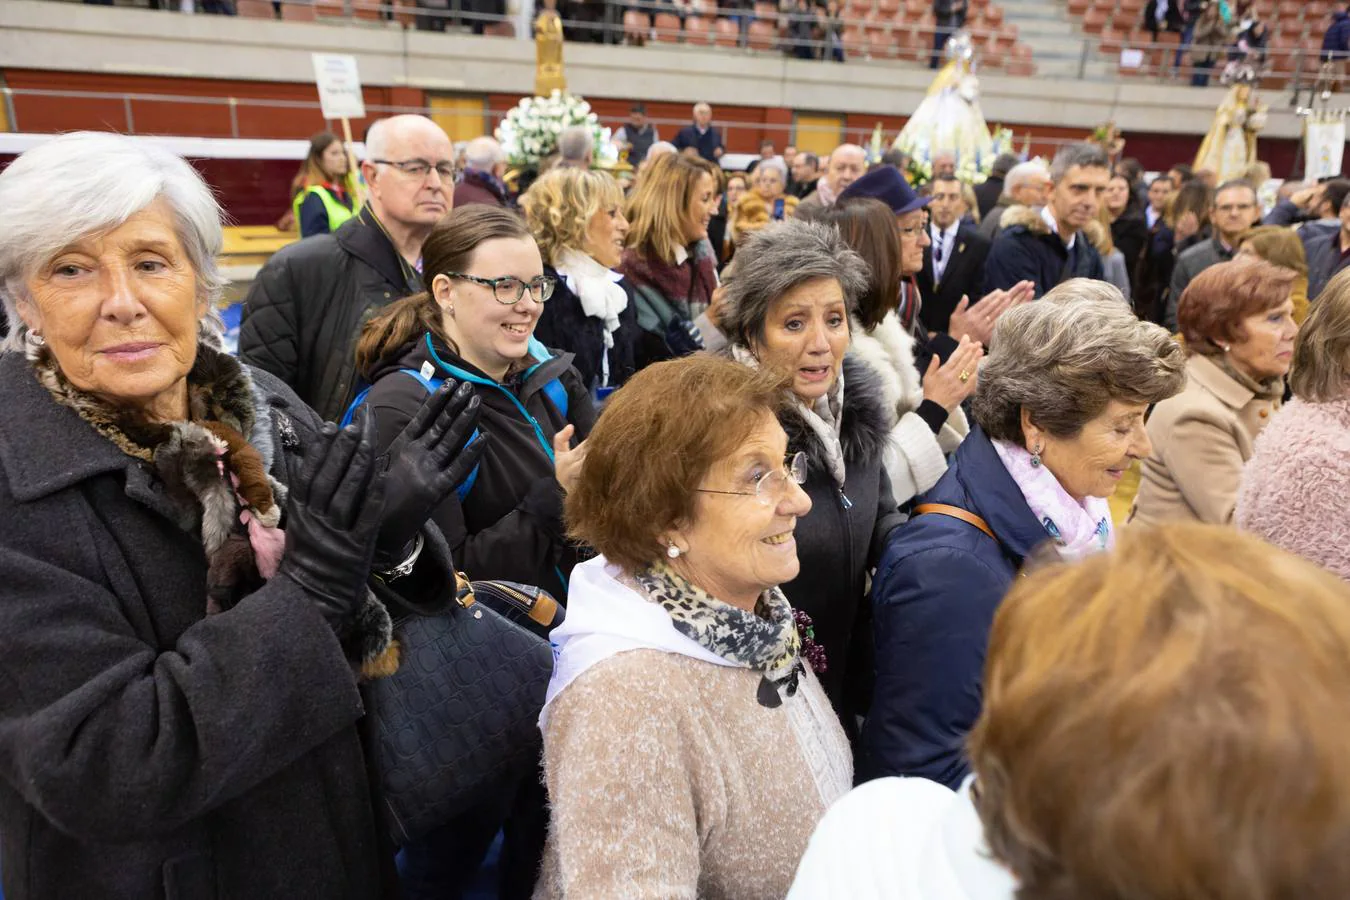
[{"x1": 242, "y1": 115, "x2": 457, "y2": 421}]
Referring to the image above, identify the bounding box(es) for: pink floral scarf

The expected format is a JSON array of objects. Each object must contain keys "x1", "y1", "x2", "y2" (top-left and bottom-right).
[{"x1": 992, "y1": 439, "x2": 1114, "y2": 559}]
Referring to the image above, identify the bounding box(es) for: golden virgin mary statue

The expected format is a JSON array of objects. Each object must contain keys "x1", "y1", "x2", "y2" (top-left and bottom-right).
[
  {"x1": 1194, "y1": 79, "x2": 1267, "y2": 182},
  {"x1": 534, "y1": 0, "x2": 566, "y2": 97}
]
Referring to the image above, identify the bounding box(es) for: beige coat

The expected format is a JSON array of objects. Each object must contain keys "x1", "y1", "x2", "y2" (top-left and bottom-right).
[
  {"x1": 1131, "y1": 353, "x2": 1283, "y2": 526},
  {"x1": 535, "y1": 650, "x2": 852, "y2": 899}
]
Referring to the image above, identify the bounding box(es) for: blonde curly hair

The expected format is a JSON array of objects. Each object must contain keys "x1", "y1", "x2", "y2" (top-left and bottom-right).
[{"x1": 519, "y1": 167, "x2": 625, "y2": 266}]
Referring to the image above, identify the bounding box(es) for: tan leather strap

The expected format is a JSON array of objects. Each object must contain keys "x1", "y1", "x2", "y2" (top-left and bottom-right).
[{"x1": 914, "y1": 503, "x2": 995, "y2": 540}]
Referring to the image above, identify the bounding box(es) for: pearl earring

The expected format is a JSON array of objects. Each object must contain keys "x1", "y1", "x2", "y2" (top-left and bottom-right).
[{"x1": 666, "y1": 543, "x2": 681, "y2": 559}]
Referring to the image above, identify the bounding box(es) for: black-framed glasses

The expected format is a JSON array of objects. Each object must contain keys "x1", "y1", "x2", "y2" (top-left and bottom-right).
[
  {"x1": 696, "y1": 452, "x2": 807, "y2": 507},
  {"x1": 371, "y1": 158, "x2": 460, "y2": 181},
  {"x1": 448, "y1": 272, "x2": 556, "y2": 305}
]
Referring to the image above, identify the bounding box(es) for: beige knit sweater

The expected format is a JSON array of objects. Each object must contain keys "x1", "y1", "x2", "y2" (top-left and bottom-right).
[{"x1": 534, "y1": 649, "x2": 853, "y2": 899}]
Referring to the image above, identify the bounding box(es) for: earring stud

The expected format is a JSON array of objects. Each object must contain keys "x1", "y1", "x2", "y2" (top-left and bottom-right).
[{"x1": 666, "y1": 543, "x2": 681, "y2": 559}]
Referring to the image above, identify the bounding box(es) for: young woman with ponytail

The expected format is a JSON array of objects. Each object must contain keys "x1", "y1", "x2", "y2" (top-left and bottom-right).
[
  {"x1": 354, "y1": 204, "x2": 594, "y2": 900},
  {"x1": 355, "y1": 204, "x2": 595, "y2": 601}
]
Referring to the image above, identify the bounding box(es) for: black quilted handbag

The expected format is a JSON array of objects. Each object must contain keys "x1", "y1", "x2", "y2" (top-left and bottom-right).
[{"x1": 370, "y1": 574, "x2": 560, "y2": 846}]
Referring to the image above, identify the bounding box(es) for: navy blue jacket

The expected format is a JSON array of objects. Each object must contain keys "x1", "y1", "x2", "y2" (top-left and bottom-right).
[
  {"x1": 1324, "y1": 11, "x2": 1350, "y2": 60},
  {"x1": 980, "y1": 205, "x2": 1104, "y2": 298},
  {"x1": 672, "y1": 124, "x2": 724, "y2": 162},
  {"x1": 860, "y1": 426, "x2": 1047, "y2": 788}
]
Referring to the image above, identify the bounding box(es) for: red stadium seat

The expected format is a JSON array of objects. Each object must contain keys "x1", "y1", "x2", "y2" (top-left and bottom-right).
[
  {"x1": 747, "y1": 18, "x2": 778, "y2": 50},
  {"x1": 483, "y1": 20, "x2": 515, "y2": 35},
  {"x1": 685, "y1": 14, "x2": 715, "y2": 44},
  {"x1": 652, "y1": 11, "x2": 683, "y2": 41},
  {"x1": 714, "y1": 15, "x2": 740, "y2": 46},
  {"x1": 236, "y1": 0, "x2": 275, "y2": 16},
  {"x1": 281, "y1": 0, "x2": 317, "y2": 19}
]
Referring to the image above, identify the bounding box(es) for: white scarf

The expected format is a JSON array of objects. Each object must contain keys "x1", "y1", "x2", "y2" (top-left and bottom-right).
[
  {"x1": 555, "y1": 248, "x2": 627, "y2": 350},
  {"x1": 733, "y1": 344, "x2": 847, "y2": 487}
]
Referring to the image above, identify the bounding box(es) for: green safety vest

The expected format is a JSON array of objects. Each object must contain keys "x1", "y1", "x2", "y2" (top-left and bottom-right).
[{"x1": 292, "y1": 184, "x2": 357, "y2": 236}]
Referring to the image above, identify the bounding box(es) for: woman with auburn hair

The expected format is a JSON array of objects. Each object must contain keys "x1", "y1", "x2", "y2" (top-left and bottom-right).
[
  {"x1": 1238, "y1": 224, "x2": 1311, "y2": 323},
  {"x1": 1238, "y1": 268, "x2": 1350, "y2": 579},
  {"x1": 540, "y1": 354, "x2": 849, "y2": 898},
  {"x1": 791, "y1": 523, "x2": 1350, "y2": 900},
  {"x1": 520, "y1": 167, "x2": 656, "y2": 394},
  {"x1": 1132, "y1": 256, "x2": 1298, "y2": 525},
  {"x1": 619, "y1": 152, "x2": 721, "y2": 357},
  {"x1": 291, "y1": 131, "x2": 359, "y2": 238}
]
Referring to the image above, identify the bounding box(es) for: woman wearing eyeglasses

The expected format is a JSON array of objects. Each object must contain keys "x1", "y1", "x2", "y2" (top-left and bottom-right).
[
  {"x1": 719, "y1": 219, "x2": 905, "y2": 736},
  {"x1": 354, "y1": 204, "x2": 594, "y2": 898},
  {"x1": 538, "y1": 354, "x2": 850, "y2": 899},
  {"x1": 357, "y1": 204, "x2": 594, "y2": 600}
]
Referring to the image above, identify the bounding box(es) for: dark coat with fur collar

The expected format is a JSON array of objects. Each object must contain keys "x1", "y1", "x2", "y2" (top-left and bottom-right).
[
  {"x1": 0, "y1": 350, "x2": 451, "y2": 900},
  {"x1": 775, "y1": 354, "x2": 904, "y2": 728}
]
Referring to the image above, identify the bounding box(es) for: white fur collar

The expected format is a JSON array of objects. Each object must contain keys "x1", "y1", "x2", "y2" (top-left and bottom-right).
[{"x1": 849, "y1": 312, "x2": 924, "y2": 425}]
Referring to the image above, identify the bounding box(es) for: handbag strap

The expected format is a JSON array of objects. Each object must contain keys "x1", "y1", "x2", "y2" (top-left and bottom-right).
[
  {"x1": 914, "y1": 503, "x2": 995, "y2": 540},
  {"x1": 454, "y1": 571, "x2": 561, "y2": 628}
]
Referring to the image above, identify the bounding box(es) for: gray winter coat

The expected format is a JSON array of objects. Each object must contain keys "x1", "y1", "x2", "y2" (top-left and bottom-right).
[
  {"x1": 773, "y1": 354, "x2": 904, "y2": 729},
  {"x1": 1166, "y1": 237, "x2": 1235, "y2": 332},
  {"x1": 0, "y1": 351, "x2": 448, "y2": 900}
]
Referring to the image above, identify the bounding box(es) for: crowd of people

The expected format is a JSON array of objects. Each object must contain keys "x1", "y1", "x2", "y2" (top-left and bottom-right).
[{"x1": 0, "y1": 109, "x2": 1349, "y2": 900}]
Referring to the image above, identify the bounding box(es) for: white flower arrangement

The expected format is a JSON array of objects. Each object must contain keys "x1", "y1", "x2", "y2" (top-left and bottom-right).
[
  {"x1": 893, "y1": 125, "x2": 1015, "y2": 187},
  {"x1": 494, "y1": 89, "x2": 616, "y2": 170}
]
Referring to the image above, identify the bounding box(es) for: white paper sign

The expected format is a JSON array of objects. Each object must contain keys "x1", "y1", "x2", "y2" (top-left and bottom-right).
[
  {"x1": 311, "y1": 53, "x2": 366, "y2": 120},
  {"x1": 1306, "y1": 116, "x2": 1347, "y2": 182}
]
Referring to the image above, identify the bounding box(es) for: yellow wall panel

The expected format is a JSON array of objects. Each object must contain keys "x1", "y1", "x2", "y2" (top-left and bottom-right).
[
  {"x1": 794, "y1": 113, "x2": 843, "y2": 156},
  {"x1": 430, "y1": 95, "x2": 487, "y2": 142}
]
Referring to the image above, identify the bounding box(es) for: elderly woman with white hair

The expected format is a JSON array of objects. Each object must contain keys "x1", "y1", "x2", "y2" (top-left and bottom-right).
[
  {"x1": 861, "y1": 280, "x2": 1185, "y2": 789},
  {"x1": 720, "y1": 219, "x2": 905, "y2": 735},
  {"x1": 732, "y1": 158, "x2": 799, "y2": 248},
  {"x1": 0, "y1": 132, "x2": 484, "y2": 899},
  {"x1": 454, "y1": 134, "x2": 511, "y2": 207}
]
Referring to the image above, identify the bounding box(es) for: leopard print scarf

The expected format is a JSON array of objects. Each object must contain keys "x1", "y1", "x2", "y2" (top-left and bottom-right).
[{"x1": 635, "y1": 560, "x2": 804, "y2": 708}]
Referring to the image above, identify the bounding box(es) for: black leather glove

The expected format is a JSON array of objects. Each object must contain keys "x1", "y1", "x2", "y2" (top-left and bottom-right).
[
  {"x1": 373, "y1": 379, "x2": 489, "y2": 567},
  {"x1": 279, "y1": 410, "x2": 386, "y2": 634}
]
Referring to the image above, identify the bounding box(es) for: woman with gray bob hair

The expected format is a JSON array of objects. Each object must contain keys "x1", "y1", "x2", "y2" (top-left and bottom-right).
[
  {"x1": 0, "y1": 131, "x2": 485, "y2": 898},
  {"x1": 862, "y1": 278, "x2": 1185, "y2": 787},
  {"x1": 722, "y1": 218, "x2": 904, "y2": 737}
]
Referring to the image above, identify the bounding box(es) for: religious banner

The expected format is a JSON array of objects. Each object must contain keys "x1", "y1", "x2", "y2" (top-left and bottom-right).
[{"x1": 1305, "y1": 112, "x2": 1347, "y2": 182}]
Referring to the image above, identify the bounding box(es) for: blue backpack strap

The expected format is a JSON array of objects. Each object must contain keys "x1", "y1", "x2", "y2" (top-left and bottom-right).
[
  {"x1": 339, "y1": 385, "x2": 374, "y2": 428},
  {"x1": 342, "y1": 369, "x2": 482, "y2": 502},
  {"x1": 541, "y1": 377, "x2": 569, "y2": 418}
]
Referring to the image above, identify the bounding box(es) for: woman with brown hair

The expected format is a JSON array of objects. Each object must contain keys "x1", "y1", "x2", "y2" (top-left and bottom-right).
[
  {"x1": 291, "y1": 131, "x2": 359, "y2": 238},
  {"x1": 619, "y1": 152, "x2": 721, "y2": 357},
  {"x1": 354, "y1": 203, "x2": 595, "y2": 599},
  {"x1": 1132, "y1": 256, "x2": 1298, "y2": 525},
  {"x1": 539, "y1": 354, "x2": 848, "y2": 898},
  {"x1": 1238, "y1": 223, "x2": 1311, "y2": 323},
  {"x1": 792, "y1": 522, "x2": 1350, "y2": 899},
  {"x1": 352, "y1": 203, "x2": 595, "y2": 899},
  {"x1": 1239, "y1": 267, "x2": 1350, "y2": 579}
]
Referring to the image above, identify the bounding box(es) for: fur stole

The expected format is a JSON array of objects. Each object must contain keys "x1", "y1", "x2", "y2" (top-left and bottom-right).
[
  {"x1": 620, "y1": 240, "x2": 718, "y2": 319},
  {"x1": 999, "y1": 204, "x2": 1049, "y2": 235},
  {"x1": 732, "y1": 192, "x2": 801, "y2": 241},
  {"x1": 779, "y1": 354, "x2": 891, "y2": 478},
  {"x1": 31, "y1": 344, "x2": 396, "y2": 678}
]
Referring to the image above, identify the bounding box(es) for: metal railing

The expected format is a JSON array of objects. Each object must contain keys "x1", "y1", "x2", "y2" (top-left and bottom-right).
[
  {"x1": 53, "y1": 0, "x2": 1333, "y2": 86},
  {"x1": 0, "y1": 84, "x2": 1112, "y2": 155}
]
